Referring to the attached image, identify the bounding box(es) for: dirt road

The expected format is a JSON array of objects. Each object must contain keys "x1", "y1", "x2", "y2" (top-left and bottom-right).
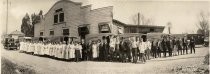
[{"x1": 1, "y1": 46, "x2": 209, "y2": 74}]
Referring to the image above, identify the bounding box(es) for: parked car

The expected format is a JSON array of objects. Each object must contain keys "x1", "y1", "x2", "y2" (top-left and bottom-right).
[
  {"x1": 3, "y1": 38, "x2": 18, "y2": 50},
  {"x1": 203, "y1": 37, "x2": 209, "y2": 47}
]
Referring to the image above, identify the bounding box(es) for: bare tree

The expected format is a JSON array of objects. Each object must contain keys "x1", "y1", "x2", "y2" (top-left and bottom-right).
[
  {"x1": 132, "y1": 13, "x2": 154, "y2": 25},
  {"x1": 196, "y1": 11, "x2": 209, "y2": 36}
]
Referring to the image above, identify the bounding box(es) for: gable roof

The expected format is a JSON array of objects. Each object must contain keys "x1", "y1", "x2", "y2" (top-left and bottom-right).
[{"x1": 10, "y1": 30, "x2": 25, "y2": 36}]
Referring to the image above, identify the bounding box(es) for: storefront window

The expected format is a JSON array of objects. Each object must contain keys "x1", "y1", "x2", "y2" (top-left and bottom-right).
[{"x1": 98, "y1": 23, "x2": 111, "y2": 33}]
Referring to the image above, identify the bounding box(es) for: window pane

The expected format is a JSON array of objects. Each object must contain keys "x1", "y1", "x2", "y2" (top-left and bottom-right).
[
  {"x1": 40, "y1": 32, "x2": 43, "y2": 36},
  {"x1": 54, "y1": 14, "x2": 58, "y2": 23},
  {"x1": 63, "y1": 29, "x2": 69, "y2": 35},
  {"x1": 50, "y1": 31, "x2": 54, "y2": 35},
  {"x1": 59, "y1": 13, "x2": 64, "y2": 22}
]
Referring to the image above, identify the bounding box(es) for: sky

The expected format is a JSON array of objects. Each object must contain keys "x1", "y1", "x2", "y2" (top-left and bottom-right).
[{"x1": 0, "y1": 0, "x2": 210, "y2": 35}]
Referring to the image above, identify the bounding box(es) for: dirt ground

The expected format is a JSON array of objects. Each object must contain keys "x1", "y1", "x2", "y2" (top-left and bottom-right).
[{"x1": 1, "y1": 45, "x2": 209, "y2": 74}]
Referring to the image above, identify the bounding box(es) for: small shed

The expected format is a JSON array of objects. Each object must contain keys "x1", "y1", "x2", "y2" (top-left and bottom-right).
[{"x1": 9, "y1": 30, "x2": 25, "y2": 40}]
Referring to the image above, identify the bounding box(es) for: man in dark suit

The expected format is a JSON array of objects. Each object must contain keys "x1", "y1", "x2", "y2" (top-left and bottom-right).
[
  {"x1": 119, "y1": 37, "x2": 126, "y2": 62},
  {"x1": 182, "y1": 36, "x2": 188, "y2": 54},
  {"x1": 125, "y1": 37, "x2": 132, "y2": 62},
  {"x1": 190, "y1": 36, "x2": 195, "y2": 54},
  {"x1": 162, "y1": 36, "x2": 167, "y2": 57},
  {"x1": 81, "y1": 39, "x2": 87, "y2": 61},
  {"x1": 100, "y1": 36, "x2": 109, "y2": 61},
  {"x1": 166, "y1": 36, "x2": 172, "y2": 57}
]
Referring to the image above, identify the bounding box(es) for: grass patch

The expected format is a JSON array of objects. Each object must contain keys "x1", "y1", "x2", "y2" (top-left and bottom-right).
[
  {"x1": 1, "y1": 57, "x2": 36, "y2": 74},
  {"x1": 203, "y1": 53, "x2": 209, "y2": 65}
]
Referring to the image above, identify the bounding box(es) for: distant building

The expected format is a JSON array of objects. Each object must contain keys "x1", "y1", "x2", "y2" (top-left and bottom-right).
[
  {"x1": 9, "y1": 30, "x2": 25, "y2": 40},
  {"x1": 34, "y1": 0, "x2": 165, "y2": 42},
  {"x1": 112, "y1": 19, "x2": 165, "y2": 34}
]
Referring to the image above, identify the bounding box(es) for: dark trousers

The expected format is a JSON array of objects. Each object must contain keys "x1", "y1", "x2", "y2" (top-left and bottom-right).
[
  {"x1": 157, "y1": 47, "x2": 161, "y2": 57},
  {"x1": 163, "y1": 49, "x2": 167, "y2": 57},
  {"x1": 190, "y1": 45, "x2": 195, "y2": 54},
  {"x1": 126, "y1": 49, "x2": 132, "y2": 62},
  {"x1": 132, "y1": 48, "x2": 138, "y2": 63},
  {"x1": 183, "y1": 45, "x2": 188, "y2": 54},
  {"x1": 140, "y1": 53, "x2": 146, "y2": 62},
  {"x1": 75, "y1": 50, "x2": 81, "y2": 62},
  {"x1": 120, "y1": 51, "x2": 127, "y2": 62},
  {"x1": 87, "y1": 50, "x2": 92, "y2": 61},
  {"x1": 152, "y1": 47, "x2": 157, "y2": 58},
  {"x1": 114, "y1": 50, "x2": 120, "y2": 61},
  {"x1": 177, "y1": 46, "x2": 182, "y2": 55},
  {"x1": 109, "y1": 47, "x2": 115, "y2": 61}
]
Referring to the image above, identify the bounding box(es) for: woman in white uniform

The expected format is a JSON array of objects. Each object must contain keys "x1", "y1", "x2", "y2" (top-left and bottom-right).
[
  {"x1": 34, "y1": 41, "x2": 38, "y2": 55},
  {"x1": 40, "y1": 42, "x2": 45, "y2": 55},
  {"x1": 49, "y1": 42, "x2": 53, "y2": 56},
  {"x1": 46, "y1": 42, "x2": 51, "y2": 56},
  {"x1": 65, "y1": 41, "x2": 71, "y2": 60},
  {"x1": 19, "y1": 41, "x2": 24, "y2": 52},
  {"x1": 55, "y1": 42, "x2": 60, "y2": 58},
  {"x1": 61, "y1": 41, "x2": 67, "y2": 59},
  {"x1": 31, "y1": 41, "x2": 35, "y2": 54},
  {"x1": 28, "y1": 42, "x2": 32, "y2": 53},
  {"x1": 57, "y1": 42, "x2": 63, "y2": 59},
  {"x1": 92, "y1": 41, "x2": 98, "y2": 60},
  {"x1": 25, "y1": 41, "x2": 29, "y2": 52},
  {"x1": 52, "y1": 42, "x2": 57, "y2": 57},
  {"x1": 69, "y1": 41, "x2": 75, "y2": 59}
]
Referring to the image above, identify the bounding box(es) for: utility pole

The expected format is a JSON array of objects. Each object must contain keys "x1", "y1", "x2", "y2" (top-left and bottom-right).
[
  {"x1": 6, "y1": 0, "x2": 8, "y2": 34},
  {"x1": 138, "y1": 13, "x2": 140, "y2": 26},
  {"x1": 137, "y1": 12, "x2": 140, "y2": 33},
  {"x1": 167, "y1": 22, "x2": 172, "y2": 34}
]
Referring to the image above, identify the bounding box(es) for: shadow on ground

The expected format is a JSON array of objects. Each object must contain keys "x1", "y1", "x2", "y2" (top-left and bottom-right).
[{"x1": 1, "y1": 57, "x2": 36, "y2": 74}]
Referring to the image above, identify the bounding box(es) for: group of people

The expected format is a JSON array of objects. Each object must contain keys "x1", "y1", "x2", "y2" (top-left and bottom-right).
[
  {"x1": 19, "y1": 41, "x2": 82, "y2": 62},
  {"x1": 19, "y1": 35, "x2": 196, "y2": 63}
]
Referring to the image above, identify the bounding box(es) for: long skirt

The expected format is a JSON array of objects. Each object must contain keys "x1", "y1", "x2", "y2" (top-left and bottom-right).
[
  {"x1": 173, "y1": 46, "x2": 178, "y2": 55},
  {"x1": 34, "y1": 46, "x2": 38, "y2": 54},
  {"x1": 61, "y1": 49, "x2": 66, "y2": 59},
  {"x1": 28, "y1": 45, "x2": 32, "y2": 53},
  {"x1": 65, "y1": 49, "x2": 70, "y2": 59},
  {"x1": 75, "y1": 50, "x2": 81, "y2": 59},
  {"x1": 40, "y1": 47, "x2": 45, "y2": 55},
  {"x1": 58, "y1": 48, "x2": 63, "y2": 58},
  {"x1": 25, "y1": 45, "x2": 29, "y2": 52},
  {"x1": 31, "y1": 46, "x2": 35, "y2": 53},
  {"x1": 70, "y1": 49, "x2": 75, "y2": 59},
  {"x1": 92, "y1": 49, "x2": 98, "y2": 58},
  {"x1": 55, "y1": 48, "x2": 60, "y2": 58},
  {"x1": 37, "y1": 46, "x2": 41, "y2": 55}
]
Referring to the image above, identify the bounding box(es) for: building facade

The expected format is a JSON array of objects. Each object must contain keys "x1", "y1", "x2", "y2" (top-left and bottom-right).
[{"x1": 34, "y1": 0, "x2": 165, "y2": 42}]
